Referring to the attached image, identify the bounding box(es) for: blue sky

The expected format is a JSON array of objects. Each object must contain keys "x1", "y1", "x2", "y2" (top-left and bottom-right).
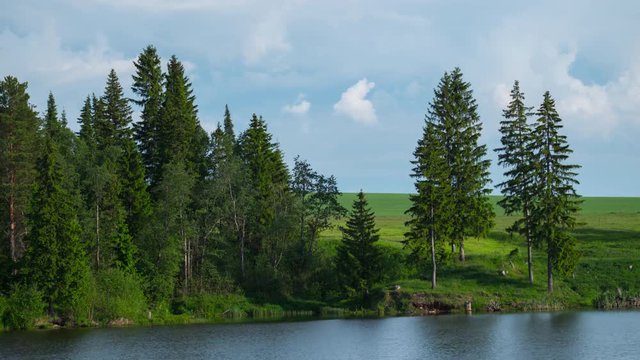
[{"x1": 1, "y1": 0, "x2": 639, "y2": 196}]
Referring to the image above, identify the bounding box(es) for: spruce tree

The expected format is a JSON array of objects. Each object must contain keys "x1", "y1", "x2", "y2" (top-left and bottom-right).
[
  {"x1": 0, "y1": 76, "x2": 40, "y2": 281},
  {"x1": 23, "y1": 136, "x2": 90, "y2": 317},
  {"x1": 336, "y1": 191, "x2": 382, "y2": 306},
  {"x1": 96, "y1": 69, "x2": 133, "y2": 149},
  {"x1": 429, "y1": 68, "x2": 494, "y2": 261},
  {"x1": 405, "y1": 120, "x2": 449, "y2": 289},
  {"x1": 495, "y1": 81, "x2": 537, "y2": 283},
  {"x1": 531, "y1": 91, "x2": 581, "y2": 293},
  {"x1": 132, "y1": 45, "x2": 164, "y2": 186}
]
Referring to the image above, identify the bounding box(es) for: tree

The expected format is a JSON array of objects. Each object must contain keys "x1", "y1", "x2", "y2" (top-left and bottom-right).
[
  {"x1": 531, "y1": 91, "x2": 581, "y2": 293},
  {"x1": 291, "y1": 156, "x2": 346, "y2": 268},
  {"x1": 336, "y1": 191, "x2": 382, "y2": 306},
  {"x1": 495, "y1": 80, "x2": 538, "y2": 284},
  {"x1": 132, "y1": 45, "x2": 164, "y2": 187},
  {"x1": 96, "y1": 69, "x2": 133, "y2": 149},
  {"x1": 429, "y1": 68, "x2": 494, "y2": 261},
  {"x1": 405, "y1": 120, "x2": 449, "y2": 289},
  {"x1": 145, "y1": 161, "x2": 194, "y2": 301},
  {"x1": 22, "y1": 136, "x2": 90, "y2": 318},
  {"x1": 0, "y1": 76, "x2": 39, "y2": 281},
  {"x1": 158, "y1": 55, "x2": 199, "y2": 172}
]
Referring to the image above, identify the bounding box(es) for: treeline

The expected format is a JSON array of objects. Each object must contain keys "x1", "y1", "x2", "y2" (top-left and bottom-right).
[
  {"x1": 0, "y1": 45, "x2": 385, "y2": 328},
  {"x1": 404, "y1": 70, "x2": 581, "y2": 293},
  {"x1": 0, "y1": 47, "x2": 581, "y2": 328}
]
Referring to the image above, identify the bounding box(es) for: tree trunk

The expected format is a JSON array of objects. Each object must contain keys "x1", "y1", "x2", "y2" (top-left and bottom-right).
[
  {"x1": 528, "y1": 241, "x2": 534, "y2": 284},
  {"x1": 96, "y1": 202, "x2": 100, "y2": 268},
  {"x1": 430, "y1": 207, "x2": 437, "y2": 289},
  {"x1": 547, "y1": 253, "x2": 553, "y2": 293},
  {"x1": 459, "y1": 240, "x2": 465, "y2": 262},
  {"x1": 525, "y1": 209, "x2": 534, "y2": 284},
  {"x1": 9, "y1": 191, "x2": 16, "y2": 263}
]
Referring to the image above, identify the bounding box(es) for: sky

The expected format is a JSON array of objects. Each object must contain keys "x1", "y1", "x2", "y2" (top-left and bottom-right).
[{"x1": 1, "y1": 0, "x2": 639, "y2": 196}]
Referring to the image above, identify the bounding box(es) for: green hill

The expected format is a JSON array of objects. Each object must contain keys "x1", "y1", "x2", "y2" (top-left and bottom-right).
[{"x1": 322, "y1": 194, "x2": 640, "y2": 311}]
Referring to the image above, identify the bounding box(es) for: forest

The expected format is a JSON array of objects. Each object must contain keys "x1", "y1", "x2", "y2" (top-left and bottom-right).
[{"x1": 0, "y1": 45, "x2": 595, "y2": 330}]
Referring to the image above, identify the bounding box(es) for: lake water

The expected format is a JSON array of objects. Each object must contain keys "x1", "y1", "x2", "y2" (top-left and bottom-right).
[{"x1": 1, "y1": 311, "x2": 638, "y2": 359}]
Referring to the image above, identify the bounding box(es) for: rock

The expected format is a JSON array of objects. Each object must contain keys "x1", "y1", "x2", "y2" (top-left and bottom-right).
[{"x1": 108, "y1": 317, "x2": 134, "y2": 327}]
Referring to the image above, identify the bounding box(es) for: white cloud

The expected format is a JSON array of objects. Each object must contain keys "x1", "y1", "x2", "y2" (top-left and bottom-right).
[
  {"x1": 68, "y1": 0, "x2": 249, "y2": 12},
  {"x1": 334, "y1": 78, "x2": 377, "y2": 124},
  {"x1": 283, "y1": 94, "x2": 310, "y2": 115},
  {"x1": 0, "y1": 23, "x2": 133, "y2": 85},
  {"x1": 243, "y1": 13, "x2": 291, "y2": 64}
]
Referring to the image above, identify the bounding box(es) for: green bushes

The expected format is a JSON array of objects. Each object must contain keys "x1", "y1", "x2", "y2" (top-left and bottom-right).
[
  {"x1": 1, "y1": 284, "x2": 45, "y2": 330},
  {"x1": 92, "y1": 269, "x2": 148, "y2": 324}
]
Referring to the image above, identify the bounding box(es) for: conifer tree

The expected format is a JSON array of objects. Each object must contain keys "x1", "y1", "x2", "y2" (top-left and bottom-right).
[
  {"x1": 23, "y1": 135, "x2": 90, "y2": 317},
  {"x1": 132, "y1": 45, "x2": 164, "y2": 186},
  {"x1": 405, "y1": 121, "x2": 449, "y2": 289},
  {"x1": 495, "y1": 81, "x2": 538, "y2": 284},
  {"x1": 0, "y1": 76, "x2": 40, "y2": 280},
  {"x1": 429, "y1": 68, "x2": 494, "y2": 261},
  {"x1": 96, "y1": 69, "x2": 133, "y2": 149},
  {"x1": 336, "y1": 191, "x2": 382, "y2": 306},
  {"x1": 531, "y1": 91, "x2": 581, "y2": 293}
]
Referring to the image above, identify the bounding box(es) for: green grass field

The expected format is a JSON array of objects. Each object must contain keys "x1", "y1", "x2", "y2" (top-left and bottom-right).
[{"x1": 320, "y1": 194, "x2": 640, "y2": 310}]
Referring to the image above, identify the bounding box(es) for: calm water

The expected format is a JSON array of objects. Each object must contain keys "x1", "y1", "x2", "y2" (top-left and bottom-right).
[{"x1": 0, "y1": 311, "x2": 638, "y2": 359}]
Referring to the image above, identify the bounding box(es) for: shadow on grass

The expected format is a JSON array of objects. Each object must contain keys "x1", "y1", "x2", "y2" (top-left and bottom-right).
[
  {"x1": 572, "y1": 227, "x2": 640, "y2": 245},
  {"x1": 439, "y1": 261, "x2": 533, "y2": 289}
]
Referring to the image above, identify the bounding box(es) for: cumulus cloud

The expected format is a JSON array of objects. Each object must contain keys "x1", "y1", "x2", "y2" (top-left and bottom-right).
[
  {"x1": 283, "y1": 94, "x2": 310, "y2": 115},
  {"x1": 334, "y1": 79, "x2": 377, "y2": 124}
]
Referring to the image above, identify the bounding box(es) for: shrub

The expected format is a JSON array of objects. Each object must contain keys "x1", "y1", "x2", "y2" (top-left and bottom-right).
[
  {"x1": 92, "y1": 269, "x2": 148, "y2": 324},
  {"x1": 2, "y1": 284, "x2": 45, "y2": 330}
]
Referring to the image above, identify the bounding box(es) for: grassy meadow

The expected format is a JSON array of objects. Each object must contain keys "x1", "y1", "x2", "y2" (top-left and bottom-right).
[{"x1": 320, "y1": 194, "x2": 640, "y2": 311}]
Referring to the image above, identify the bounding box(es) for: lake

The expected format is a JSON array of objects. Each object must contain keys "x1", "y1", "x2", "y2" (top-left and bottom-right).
[{"x1": 1, "y1": 311, "x2": 638, "y2": 359}]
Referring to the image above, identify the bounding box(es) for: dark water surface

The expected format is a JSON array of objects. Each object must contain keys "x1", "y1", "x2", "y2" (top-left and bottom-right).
[{"x1": 1, "y1": 311, "x2": 638, "y2": 359}]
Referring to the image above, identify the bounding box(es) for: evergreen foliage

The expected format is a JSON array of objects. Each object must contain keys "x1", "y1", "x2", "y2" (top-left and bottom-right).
[
  {"x1": 531, "y1": 91, "x2": 581, "y2": 293},
  {"x1": 495, "y1": 81, "x2": 538, "y2": 284},
  {"x1": 0, "y1": 76, "x2": 40, "y2": 281},
  {"x1": 23, "y1": 135, "x2": 90, "y2": 318},
  {"x1": 336, "y1": 191, "x2": 382, "y2": 306}
]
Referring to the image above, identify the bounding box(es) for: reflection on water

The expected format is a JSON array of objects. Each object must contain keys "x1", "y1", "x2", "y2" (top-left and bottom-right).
[{"x1": 0, "y1": 311, "x2": 638, "y2": 359}]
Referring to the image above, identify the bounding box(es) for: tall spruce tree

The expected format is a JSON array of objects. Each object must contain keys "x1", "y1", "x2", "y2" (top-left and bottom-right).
[
  {"x1": 0, "y1": 76, "x2": 40, "y2": 282},
  {"x1": 23, "y1": 135, "x2": 90, "y2": 317},
  {"x1": 405, "y1": 120, "x2": 449, "y2": 289},
  {"x1": 495, "y1": 81, "x2": 537, "y2": 284},
  {"x1": 96, "y1": 69, "x2": 133, "y2": 149},
  {"x1": 429, "y1": 68, "x2": 494, "y2": 261},
  {"x1": 531, "y1": 91, "x2": 581, "y2": 293},
  {"x1": 132, "y1": 45, "x2": 164, "y2": 187},
  {"x1": 336, "y1": 191, "x2": 382, "y2": 306}
]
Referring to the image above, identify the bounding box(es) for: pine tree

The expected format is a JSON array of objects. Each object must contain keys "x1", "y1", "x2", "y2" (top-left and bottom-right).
[
  {"x1": 429, "y1": 68, "x2": 494, "y2": 261},
  {"x1": 531, "y1": 91, "x2": 581, "y2": 293},
  {"x1": 0, "y1": 76, "x2": 40, "y2": 281},
  {"x1": 405, "y1": 120, "x2": 449, "y2": 289},
  {"x1": 495, "y1": 81, "x2": 538, "y2": 284},
  {"x1": 23, "y1": 136, "x2": 90, "y2": 317},
  {"x1": 118, "y1": 137, "x2": 151, "y2": 244},
  {"x1": 336, "y1": 191, "x2": 382, "y2": 306},
  {"x1": 132, "y1": 45, "x2": 164, "y2": 186}
]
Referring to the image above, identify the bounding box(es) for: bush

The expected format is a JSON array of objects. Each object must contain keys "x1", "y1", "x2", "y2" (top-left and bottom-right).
[
  {"x1": 92, "y1": 269, "x2": 148, "y2": 324},
  {"x1": 183, "y1": 293, "x2": 254, "y2": 319},
  {"x1": 2, "y1": 284, "x2": 45, "y2": 330}
]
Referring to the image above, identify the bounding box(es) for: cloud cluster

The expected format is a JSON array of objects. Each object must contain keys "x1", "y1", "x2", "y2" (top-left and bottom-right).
[
  {"x1": 334, "y1": 79, "x2": 377, "y2": 125},
  {"x1": 282, "y1": 94, "x2": 310, "y2": 115}
]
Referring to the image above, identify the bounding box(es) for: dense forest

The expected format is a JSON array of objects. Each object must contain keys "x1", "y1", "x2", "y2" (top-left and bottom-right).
[{"x1": 0, "y1": 45, "x2": 582, "y2": 329}]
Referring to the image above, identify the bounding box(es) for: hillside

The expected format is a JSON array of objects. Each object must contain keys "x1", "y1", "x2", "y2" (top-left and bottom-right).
[{"x1": 320, "y1": 194, "x2": 640, "y2": 311}]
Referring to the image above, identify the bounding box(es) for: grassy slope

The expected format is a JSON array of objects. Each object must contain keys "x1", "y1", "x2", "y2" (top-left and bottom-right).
[{"x1": 321, "y1": 194, "x2": 640, "y2": 310}]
